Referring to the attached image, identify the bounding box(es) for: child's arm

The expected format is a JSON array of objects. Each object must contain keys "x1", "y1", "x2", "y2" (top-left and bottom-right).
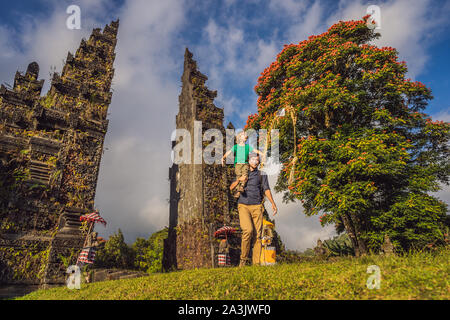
[{"x1": 222, "y1": 149, "x2": 233, "y2": 165}]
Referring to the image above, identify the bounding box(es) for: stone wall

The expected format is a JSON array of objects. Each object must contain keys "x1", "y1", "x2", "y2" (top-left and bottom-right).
[{"x1": 0, "y1": 20, "x2": 119, "y2": 288}]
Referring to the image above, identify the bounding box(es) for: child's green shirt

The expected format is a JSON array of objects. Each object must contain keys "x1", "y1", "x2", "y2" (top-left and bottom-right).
[{"x1": 232, "y1": 144, "x2": 254, "y2": 164}]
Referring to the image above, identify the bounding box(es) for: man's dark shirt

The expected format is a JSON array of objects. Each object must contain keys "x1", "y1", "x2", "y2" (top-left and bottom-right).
[{"x1": 238, "y1": 168, "x2": 270, "y2": 205}]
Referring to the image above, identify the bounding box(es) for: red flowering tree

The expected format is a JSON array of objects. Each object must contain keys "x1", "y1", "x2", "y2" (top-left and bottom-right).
[{"x1": 247, "y1": 16, "x2": 450, "y2": 255}]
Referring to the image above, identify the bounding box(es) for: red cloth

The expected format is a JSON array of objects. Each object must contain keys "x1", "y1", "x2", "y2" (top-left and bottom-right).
[
  {"x1": 80, "y1": 211, "x2": 107, "y2": 226},
  {"x1": 214, "y1": 226, "x2": 236, "y2": 238},
  {"x1": 218, "y1": 254, "x2": 231, "y2": 266},
  {"x1": 77, "y1": 247, "x2": 96, "y2": 264}
]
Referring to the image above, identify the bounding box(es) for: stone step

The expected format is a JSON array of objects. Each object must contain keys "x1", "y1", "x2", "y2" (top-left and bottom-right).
[
  {"x1": 118, "y1": 273, "x2": 147, "y2": 280},
  {"x1": 107, "y1": 271, "x2": 131, "y2": 279}
]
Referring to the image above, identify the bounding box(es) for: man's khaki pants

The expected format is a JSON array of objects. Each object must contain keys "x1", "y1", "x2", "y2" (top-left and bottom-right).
[{"x1": 238, "y1": 203, "x2": 263, "y2": 265}]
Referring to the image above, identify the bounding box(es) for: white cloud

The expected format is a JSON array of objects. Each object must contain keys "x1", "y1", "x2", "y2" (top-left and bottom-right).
[
  {"x1": 267, "y1": 171, "x2": 336, "y2": 251},
  {"x1": 224, "y1": 0, "x2": 238, "y2": 7},
  {"x1": 138, "y1": 197, "x2": 170, "y2": 231},
  {"x1": 271, "y1": 198, "x2": 337, "y2": 251},
  {"x1": 285, "y1": 0, "x2": 325, "y2": 43},
  {"x1": 433, "y1": 110, "x2": 450, "y2": 123},
  {"x1": 248, "y1": 39, "x2": 279, "y2": 78},
  {"x1": 0, "y1": 26, "x2": 16, "y2": 59},
  {"x1": 201, "y1": 19, "x2": 245, "y2": 76},
  {"x1": 268, "y1": 0, "x2": 309, "y2": 17}
]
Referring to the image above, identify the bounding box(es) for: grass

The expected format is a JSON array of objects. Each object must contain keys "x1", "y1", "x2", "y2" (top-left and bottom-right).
[{"x1": 18, "y1": 247, "x2": 449, "y2": 300}]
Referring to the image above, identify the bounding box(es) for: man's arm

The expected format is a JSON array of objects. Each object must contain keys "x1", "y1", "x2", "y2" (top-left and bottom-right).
[
  {"x1": 264, "y1": 189, "x2": 277, "y2": 215},
  {"x1": 262, "y1": 174, "x2": 277, "y2": 215}
]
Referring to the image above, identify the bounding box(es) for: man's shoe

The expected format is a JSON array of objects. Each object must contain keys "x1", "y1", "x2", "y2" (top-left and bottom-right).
[{"x1": 239, "y1": 259, "x2": 247, "y2": 267}]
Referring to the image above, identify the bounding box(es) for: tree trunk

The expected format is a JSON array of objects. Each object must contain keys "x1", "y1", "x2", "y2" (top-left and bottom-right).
[
  {"x1": 341, "y1": 213, "x2": 359, "y2": 255},
  {"x1": 341, "y1": 212, "x2": 367, "y2": 256},
  {"x1": 349, "y1": 213, "x2": 368, "y2": 255}
]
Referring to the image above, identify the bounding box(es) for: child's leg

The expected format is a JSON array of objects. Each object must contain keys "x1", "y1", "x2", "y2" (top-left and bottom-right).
[
  {"x1": 240, "y1": 164, "x2": 249, "y2": 190},
  {"x1": 235, "y1": 164, "x2": 248, "y2": 192},
  {"x1": 232, "y1": 165, "x2": 242, "y2": 191}
]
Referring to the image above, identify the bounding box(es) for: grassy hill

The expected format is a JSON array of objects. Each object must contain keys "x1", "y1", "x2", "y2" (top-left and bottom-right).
[{"x1": 18, "y1": 247, "x2": 449, "y2": 300}]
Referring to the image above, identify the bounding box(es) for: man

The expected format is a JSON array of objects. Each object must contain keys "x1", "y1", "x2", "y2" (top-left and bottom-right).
[{"x1": 229, "y1": 153, "x2": 278, "y2": 267}]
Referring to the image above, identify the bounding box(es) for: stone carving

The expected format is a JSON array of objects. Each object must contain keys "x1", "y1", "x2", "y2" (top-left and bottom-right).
[
  {"x1": 86, "y1": 231, "x2": 100, "y2": 248},
  {"x1": 314, "y1": 239, "x2": 330, "y2": 257},
  {"x1": 381, "y1": 234, "x2": 394, "y2": 256}
]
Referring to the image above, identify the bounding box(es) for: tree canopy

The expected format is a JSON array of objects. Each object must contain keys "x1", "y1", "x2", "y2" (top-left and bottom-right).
[
  {"x1": 246, "y1": 16, "x2": 450, "y2": 255},
  {"x1": 94, "y1": 228, "x2": 168, "y2": 273}
]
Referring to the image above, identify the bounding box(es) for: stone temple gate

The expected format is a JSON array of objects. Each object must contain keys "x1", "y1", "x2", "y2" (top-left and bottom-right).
[
  {"x1": 163, "y1": 49, "x2": 244, "y2": 270},
  {"x1": 0, "y1": 20, "x2": 119, "y2": 294}
]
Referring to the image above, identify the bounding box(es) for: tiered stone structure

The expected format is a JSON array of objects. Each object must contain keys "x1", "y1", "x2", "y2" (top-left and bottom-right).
[
  {"x1": 0, "y1": 20, "x2": 119, "y2": 293},
  {"x1": 163, "y1": 49, "x2": 241, "y2": 270}
]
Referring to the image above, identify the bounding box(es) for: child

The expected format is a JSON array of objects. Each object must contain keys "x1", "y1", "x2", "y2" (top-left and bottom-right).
[{"x1": 222, "y1": 131, "x2": 264, "y2": 198}]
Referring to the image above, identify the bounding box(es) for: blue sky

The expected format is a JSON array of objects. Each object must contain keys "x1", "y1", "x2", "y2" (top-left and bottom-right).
[{"x1": 1, "y1": 0, "x2": 449, "y2": 250}]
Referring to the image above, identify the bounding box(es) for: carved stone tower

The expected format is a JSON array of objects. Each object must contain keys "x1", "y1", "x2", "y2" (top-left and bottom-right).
[
  {"x1": 163, "y1": 49, "x2": 240, "y2": 270},
  {"x1": 0, "y1": 20, "x2": 119, "y2": 292}
]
